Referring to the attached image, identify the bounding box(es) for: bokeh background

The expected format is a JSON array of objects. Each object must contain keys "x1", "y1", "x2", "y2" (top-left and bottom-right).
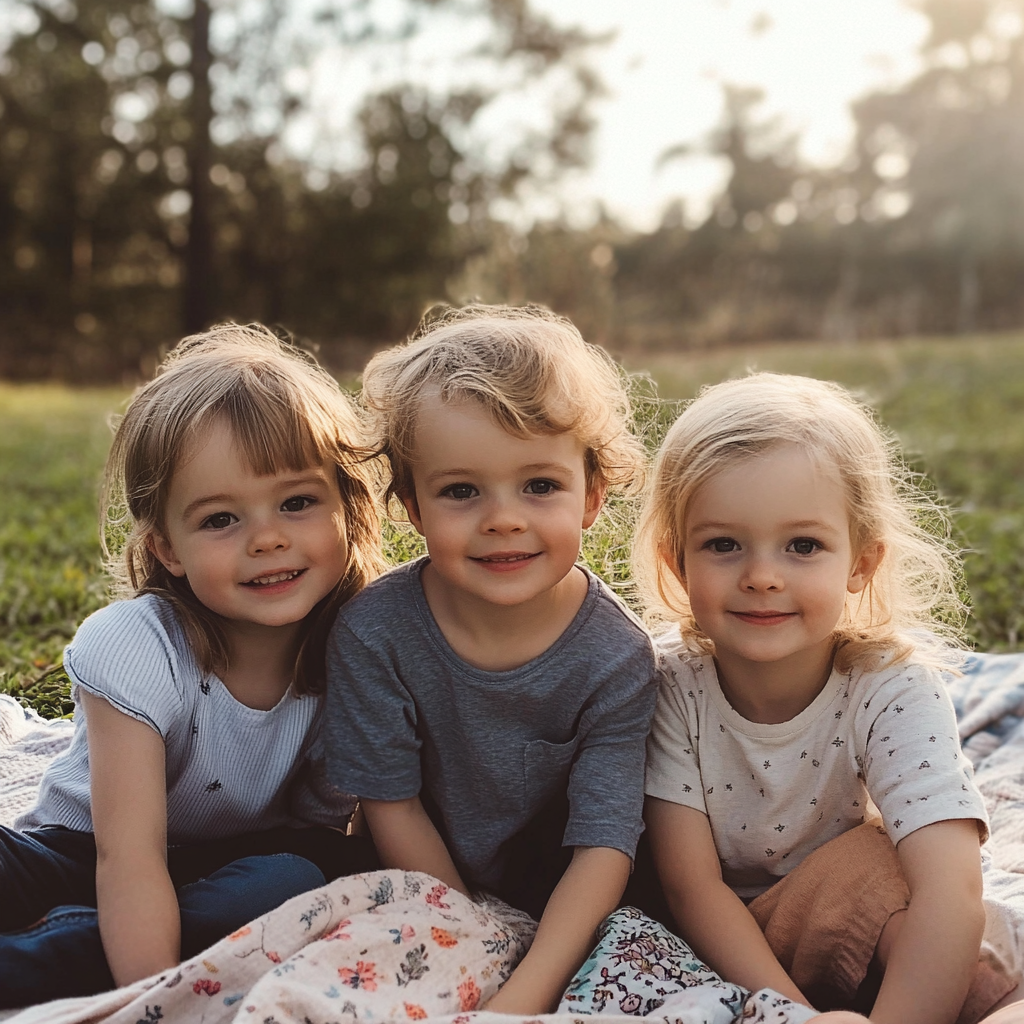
[{"x1": 4, "y1": 0, "x2": 1024, "y2": 713}]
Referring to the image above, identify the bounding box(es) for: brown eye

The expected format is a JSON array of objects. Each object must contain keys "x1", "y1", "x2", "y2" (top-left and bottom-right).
[
  {"x1": 442, "y1": 484, "x2": 476, "y2": 500},
  {"x1": 281, "y1": 495, "x2": 314, "y2": 512},
  {"x1": 525, "y1": 480, "x2": 557, "y2": 495},
  {"x1": 788, "y1": 538, "x2": 820, "y2": 555},
  {"x1": 201, "y1": 512, "x2": 236, "y2": 530},
  {"x1": 706, "y1": 538, "x2": 738, "y2": 553}
]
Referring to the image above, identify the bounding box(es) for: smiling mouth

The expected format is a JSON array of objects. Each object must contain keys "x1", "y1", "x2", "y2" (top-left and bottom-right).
[
  {"x1": 243, "y1": 569, "x2": 305, "y2": 587},
  {"x1": 730, "y1": 610, "x2": 796, "y2": 624},
  {"x1": 472, "y1": 552, "x2": 540, "y2": 564}
]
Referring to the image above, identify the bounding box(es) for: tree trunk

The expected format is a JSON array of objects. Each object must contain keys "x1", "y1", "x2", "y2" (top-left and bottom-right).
[{"x1": 184, "y1": 0, "x2": 214, "y2": 333}]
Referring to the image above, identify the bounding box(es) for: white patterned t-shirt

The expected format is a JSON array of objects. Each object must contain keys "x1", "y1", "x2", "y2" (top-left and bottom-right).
[{"x1": 645, "y1": 635, "x2": 989, "y2": 899}]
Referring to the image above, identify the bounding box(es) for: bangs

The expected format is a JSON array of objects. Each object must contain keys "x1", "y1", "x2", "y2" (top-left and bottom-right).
[{"x1": 207, "y1": 381, "x2": 341, "y2": 477}]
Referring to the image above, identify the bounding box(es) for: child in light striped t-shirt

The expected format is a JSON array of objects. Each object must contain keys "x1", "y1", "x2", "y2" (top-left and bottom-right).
[{"x1": 0, "y1": 324, "x2": 385, "y2": 1008}]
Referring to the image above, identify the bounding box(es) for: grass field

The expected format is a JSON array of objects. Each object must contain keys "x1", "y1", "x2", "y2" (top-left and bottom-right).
[{"x1": 3, "y1": 332, "x2": 1024, "y2": 718}]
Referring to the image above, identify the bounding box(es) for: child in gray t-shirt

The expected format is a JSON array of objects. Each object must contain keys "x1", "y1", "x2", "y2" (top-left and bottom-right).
[{"x1": 325, "y1": 304, "x2": 658, "y2": 1016}]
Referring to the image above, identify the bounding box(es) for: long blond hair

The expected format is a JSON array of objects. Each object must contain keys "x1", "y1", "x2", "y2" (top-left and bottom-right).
[
  {"x1": 102, "y1": 323, "x2": 385, "y2": 692},
  {"x1": 634, "y1": 372, "x2": 966, "y2": 671}
]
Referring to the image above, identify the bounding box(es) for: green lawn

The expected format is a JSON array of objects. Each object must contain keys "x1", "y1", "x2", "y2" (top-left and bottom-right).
[{"x1": 3, "y1": 332, "x2": 1024, "y2": 717}]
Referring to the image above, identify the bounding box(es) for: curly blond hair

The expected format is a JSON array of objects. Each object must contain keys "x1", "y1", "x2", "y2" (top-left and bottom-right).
[
  {"x1": 361, "y1": 303, "x2": 646, "y2": 509},
  {"x1": 633, "y1": 372, "x2": 966, "y2": 671},
  {"x1": 102, "y1": 323, "x2": 385, "y2": 692}
]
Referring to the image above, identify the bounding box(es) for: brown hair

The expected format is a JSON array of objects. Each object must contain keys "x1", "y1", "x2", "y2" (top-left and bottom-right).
[
  {"x1": 634, "y1": 372, "x2": 966, "y2": 671},
  {"x1": 102, "y1": 323, "x2": 385, "y2": 692},
  {"x1": 361, "y1": 303, "x2": 646, "y2": 510}
]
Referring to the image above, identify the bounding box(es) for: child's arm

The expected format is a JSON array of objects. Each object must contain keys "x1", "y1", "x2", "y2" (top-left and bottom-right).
[
  {"x1": 869, "y1": 818, "x2": 984, "y2": 1024},
  {"x1": 82, "y1": 690, "x2": 180, "y2": 985},
  {"x1": 646, "y1": 796, "x2": 810, "y2": 1007},
  {"x1": 485, "y1": 845, "x2": 631, "y2": 1015},
  {"x1": 361, "y1": 796, "x2": 469, "y2": 894},
  {"x1": 363, "y1": 798, "x2": 629, "y2": 1014}
]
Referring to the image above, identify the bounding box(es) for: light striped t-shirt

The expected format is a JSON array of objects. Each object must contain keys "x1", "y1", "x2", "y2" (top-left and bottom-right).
[{"x1": 17, "y1": 594, "x2": 355, "y2": 843}]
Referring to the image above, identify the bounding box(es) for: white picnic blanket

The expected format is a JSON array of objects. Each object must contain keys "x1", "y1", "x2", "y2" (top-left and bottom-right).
[
  {"x1": 0, "y1": 697, "x2": 818, "y2": 1023},
  {"x1": 5, "y1": 649, "x2": 1024, "y2": 1024}
]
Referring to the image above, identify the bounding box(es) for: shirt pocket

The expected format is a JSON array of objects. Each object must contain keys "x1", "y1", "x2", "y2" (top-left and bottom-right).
[{"x1": 523, "y1": 735, "x2": 580, "y2": 808}]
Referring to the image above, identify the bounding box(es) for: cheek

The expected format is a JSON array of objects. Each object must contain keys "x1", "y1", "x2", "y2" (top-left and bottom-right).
[{"x1": 679, "y1": 564, "x2": 716, "y2": 611}]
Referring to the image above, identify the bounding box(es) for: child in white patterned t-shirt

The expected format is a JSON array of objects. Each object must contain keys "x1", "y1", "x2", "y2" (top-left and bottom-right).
[{"x1": 633, "y1": 373, "x2": 1012, "y2": 1024}]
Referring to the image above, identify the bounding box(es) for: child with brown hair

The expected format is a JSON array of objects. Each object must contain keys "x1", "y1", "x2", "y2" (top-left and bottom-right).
[
  {"x1": 0, "y1": 324, "x2": 383, "y2": 1006},
  {"x1": 324, "y1": 304, "x2": 660, "y2": 1014}
]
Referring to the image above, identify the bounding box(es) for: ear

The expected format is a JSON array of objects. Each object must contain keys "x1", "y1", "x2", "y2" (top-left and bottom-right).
[
  {"x1": 848, "y1": 539, "x2": 884, "y2": 595},
  {"x1": 147, "y1": 531, "x2": 187, "y2": 578},
  {"x1": 582, "y1": 481, "x2": 608, "y2": 530},
  {"x1": 400, "y1": 491, "x2": 425, "y2": 537}
]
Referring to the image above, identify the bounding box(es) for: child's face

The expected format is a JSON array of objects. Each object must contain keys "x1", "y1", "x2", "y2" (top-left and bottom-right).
[
  {"x1": 678, "y1": 444, "x2": 878, "y2": 674},
  {"x1": 403, "y1": 396, "x2": 604, "y2": 610},
  {"x1": 150, "y1": 418, "x2": 350, "y2": 632}
]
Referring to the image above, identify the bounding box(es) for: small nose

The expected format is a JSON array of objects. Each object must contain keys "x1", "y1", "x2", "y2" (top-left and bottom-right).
[
  {"x1": 481, "y1": 494, "x2": 526, "y2": 535},
  {"x1": 249, "y1": 518, "x2": 289, "y2": 555},
  {"x1": 741, "y1": 553, "x2": 782, "y2": 592}
]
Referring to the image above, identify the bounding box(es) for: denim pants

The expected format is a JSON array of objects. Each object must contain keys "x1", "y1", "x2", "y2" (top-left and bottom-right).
[{"x1": 0, "y1": 824, "x2": 378, "y2": 1008}]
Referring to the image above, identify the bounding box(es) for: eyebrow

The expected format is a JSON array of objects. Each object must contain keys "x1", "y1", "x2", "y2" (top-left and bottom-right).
[
  {"x1": 181, "y1": 471, "x2": 330, "y2": 519},
  {"x1": 689, "y1": 518, "x2": 839, "y2": 532},
  {"x1": 425, "y1": 461, "x2": 578, "y2": 485}
]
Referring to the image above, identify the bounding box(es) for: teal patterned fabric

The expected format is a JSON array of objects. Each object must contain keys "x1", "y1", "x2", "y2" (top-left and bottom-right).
[{"x1": 559, "y1": 906, "x2": 818, "y2": 1023}]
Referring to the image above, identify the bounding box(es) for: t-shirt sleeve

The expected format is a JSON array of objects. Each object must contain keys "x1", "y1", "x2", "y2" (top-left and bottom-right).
[
  {"x1": 859, "y1": 663, "x2": 989, "y2": 844},
  {"x1": 644, "y1": 653, "x2": 707, "y2": 814},
  {"x1": 288, "y1": 719, "x2": 359, "y2": 827},
  {"x1": 62, "y1": 597, "x2": 188, "y2": 738},
  {"x1": 562, "y1": 633, "x2": 659, "y2": 859},
  {"x1": 323, "y1": 616, "x2": 423, "y2": 801}
]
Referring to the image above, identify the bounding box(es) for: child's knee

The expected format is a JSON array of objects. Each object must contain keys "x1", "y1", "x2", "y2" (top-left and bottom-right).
[
  {"x1": 178, "y1": 852, "x2": 325, "y2": 957},
  {"x1": 212, "y1": 852, "x2": 326, "y2": 906}
]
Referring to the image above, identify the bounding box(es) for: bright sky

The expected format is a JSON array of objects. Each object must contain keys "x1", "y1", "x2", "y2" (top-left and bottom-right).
[
  {"x1": 529, "y1": 0, "x2": 930, "y2": 229},
  {"x1": 287, "y1": 0, "x2": 931, "y2": 230}
]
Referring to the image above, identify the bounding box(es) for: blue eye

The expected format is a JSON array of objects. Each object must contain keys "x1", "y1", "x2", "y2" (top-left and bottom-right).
[
  {"x1": 201, "y1": 512, "x2": 236, "y2": 530},
  {"x1": 281, "y1": 495, "x2": 314, "y2": 512}
]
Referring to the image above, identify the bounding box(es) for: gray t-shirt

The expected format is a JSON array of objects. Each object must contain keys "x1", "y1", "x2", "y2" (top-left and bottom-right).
[
  {"x1": 324, "y1": 558, "x2": 659, "y2": 893},
  {"x1": 19, "y1": 594, "x2": 355, "y2": 842}
]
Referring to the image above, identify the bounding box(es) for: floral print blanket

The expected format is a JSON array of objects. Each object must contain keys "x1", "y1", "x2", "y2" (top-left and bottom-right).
[
  {"x1": 7, "y1": 645, "x2": 1024, "y2": 1024},
  {"x1": 3, "y1": 871, "x2": 814, "y2": 1024},
  {"x1": 7, "y1": 870, "x2": 533, "y2": 1024}
]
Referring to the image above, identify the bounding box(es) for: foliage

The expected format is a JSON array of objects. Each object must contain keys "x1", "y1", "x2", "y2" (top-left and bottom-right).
[
  {"x1": 8, "y1": 0, "x2": 1024, "y2": 370},
  {"x1": 0, "y1": 0, "x2": 604, "y2": 376},
  {"x1": 5, "y1": 335, "x2": 1024, "y2": 719},
  {"x1": 0, "y1": 384, "x2": 120, "y2": 716},
  {"x1": 598, "y1": 1, "x2": 1024, "y2": 349}
]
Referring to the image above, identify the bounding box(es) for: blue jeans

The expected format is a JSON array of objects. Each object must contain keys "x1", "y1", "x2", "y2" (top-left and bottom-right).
[{"x1": 0, "y1": 825, "x2": 376, "y2": 1008}]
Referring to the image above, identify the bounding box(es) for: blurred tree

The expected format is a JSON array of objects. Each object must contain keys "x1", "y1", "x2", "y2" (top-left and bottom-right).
[
  {"x1": 0, "y1": 0, "x2": 604, "y2": 376},
  {"x1": 851, "y1": 0, "x2": 1024, "y2": 333},
  {"x1": 450, "y1": 215, "x2": 622, "y2": 344},
  {"x1": 660, "y1": 85, "x2": 798, "y2": 233},
  {"x1": 0, "y1": 0, "x2": 191, "y2": 376}
]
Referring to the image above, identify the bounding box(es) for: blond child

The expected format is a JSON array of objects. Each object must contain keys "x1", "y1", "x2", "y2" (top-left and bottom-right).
[
  {"x1": 635, "y1": 372, "x2": 1011, "y2": 1024},
  {"x1": 323, "y1": 304, "x2": 659, "y2": 1014},
  {"x1": 0, "y1": 325, "x2": 383, "y2": 1006}
]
